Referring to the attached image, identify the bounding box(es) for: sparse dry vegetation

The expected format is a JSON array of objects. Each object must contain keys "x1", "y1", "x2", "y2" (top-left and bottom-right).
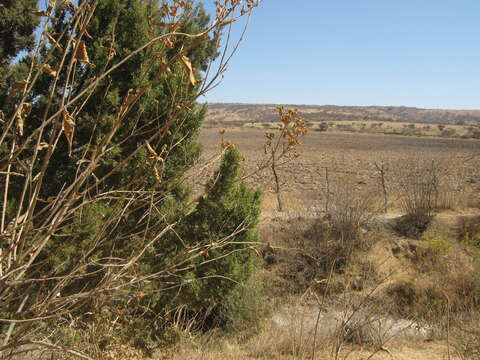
[
  {"x1": 2, "y1": 1, "x2": 480, "y2": 359},
  {"x1": 185, "y1": 125, "x2": 480, "y2": 360}
]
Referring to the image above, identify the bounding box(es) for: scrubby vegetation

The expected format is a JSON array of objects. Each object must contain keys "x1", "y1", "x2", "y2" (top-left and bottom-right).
[{"x1": 2, "y1": 1, "x2": 480, "y2": 360}]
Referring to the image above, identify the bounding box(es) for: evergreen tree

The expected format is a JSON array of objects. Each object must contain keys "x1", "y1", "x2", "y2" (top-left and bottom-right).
[
  {"x1": 152, "y1": 148, "x2": 262, "y2": 328},
  {"x1": 0, "y1": 0, "x2": 39, "y2": 107},
  {"x1": 10, "y1": 0, "x2": 218, "y2": 270}
]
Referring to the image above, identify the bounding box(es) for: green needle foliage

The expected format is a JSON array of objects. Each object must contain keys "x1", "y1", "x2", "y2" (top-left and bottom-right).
[
  {"x1": 122, "y1": 148, "x2": 262, "y2": 348},
  {"x1": 172, "y1": 147, "x2": 262, "y2": 327},
  {"x1": 0, "y1": 0, "x2": 39, "y2": 100}
]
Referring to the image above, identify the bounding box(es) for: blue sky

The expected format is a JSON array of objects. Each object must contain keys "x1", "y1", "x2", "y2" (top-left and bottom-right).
[{"x1": 202, "y1": 0, "x2": 480, "y2": 109}]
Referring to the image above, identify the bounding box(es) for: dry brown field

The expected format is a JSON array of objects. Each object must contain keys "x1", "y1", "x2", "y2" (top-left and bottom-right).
[{"x1": 197, "y1": 127, "x2": 480, "y2": 216}]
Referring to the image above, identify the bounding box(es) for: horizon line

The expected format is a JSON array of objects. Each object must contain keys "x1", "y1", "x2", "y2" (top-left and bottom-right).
[{"x1": 201, "y1": 101, "x2": 480, "y2": 112}]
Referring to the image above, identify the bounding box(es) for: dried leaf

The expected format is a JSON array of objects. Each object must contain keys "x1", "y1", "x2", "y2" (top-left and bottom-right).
[
  {"x1": 8, "y1": 81, "x2": 28, "y2": 99},
  {"x1": 176, "y1": 103, "x2": 191, "y2": 111},
  {"x1": 153, "y1": 166, "x2": 161, "y2": 182},
  {"x1": 221, "y1": 140, "x2": 235, "y2": 150},
  {"x1": 165, "y1": 39, "x2": 174, "y2": 48},
  {"x1": 221, "y1": 18, "x2": 236, "y2": 26},
  {"x1": 0, "y1": 110, "x2": 4, "y2": 124},
  {"x1": 101, "y1": 46, "x2": 116, "y2": 60},
  {"x1": 39, "y1": 64, "x2": 57, "y2": 77},
  {"x1": 15, "y1": 103, "x2": 32, "y2": 136},
  {"x1": 37, "y1": 142, "x2": 50, "y2": 151},
  {"x1": 155, "y1": 22, "x2": 177, "y2": 29},
  {"x1": 61, "y1": 0, "x2": 77, "y2": 11},
  {"x1": 180, "y1": 55, "x2": 196, "y2": 87},
  {"x1": 119, "y1": 87, "x2": 147, "y2": 118},
  {"x1": 74, "y1": 40, "x2": 93, "y2": 66},
  {"x1": 62, "y1": 110, "x2": 75, "y2": 155},
  {"x1": 107, "y1": 49, "x2": 116, "y2": 60}
]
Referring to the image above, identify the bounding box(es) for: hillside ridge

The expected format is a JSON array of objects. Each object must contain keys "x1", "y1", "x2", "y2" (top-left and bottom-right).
[{"x1": 206, "y1": 102, "x2": 480, "y2": 126}]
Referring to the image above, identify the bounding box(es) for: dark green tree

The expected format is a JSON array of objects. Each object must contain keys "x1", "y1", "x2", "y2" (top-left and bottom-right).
[
  {"x1": 8, "y1": 0, "x2": 217, "y2": 261},
  {"x1": 0, "y1": 0, "x2": 39, "y2": 108},
  {"x1": 7, "y1": 1, "x2": 220, "y2": 311},
  {"x1": 159, "y1": 147, "x2": 261, "y2": 327},
  {"x1": 0, "y1": 0, "x2": 39, "y2": 81},
  {"x1": 120, "y1": 148, "x2": 262, "y2": 348}
]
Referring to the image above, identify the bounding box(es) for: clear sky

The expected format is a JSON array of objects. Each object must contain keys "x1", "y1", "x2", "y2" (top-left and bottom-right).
[{"x1": 202, "y1": 0, "x2": 480, "y2": 109}]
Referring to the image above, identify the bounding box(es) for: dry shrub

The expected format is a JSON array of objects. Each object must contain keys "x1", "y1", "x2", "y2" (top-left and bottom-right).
[
  {"x1": 261, "y1": 215, "x2": 380, "y2": 298},
  {"x1": 261, "y1": 217, "x2": 330, "y2": 294},
  {"x1": 386, "y1": 266, "x2": 479, "y2": 324},
  {"x1": 452, "y1": 313, "x2": 480, "y2": 360},
  {"x1": 457, "y1": 215, "x2": 480, "y2": 248},
  {"x1": 386, "y1": 280, "x2": 419, "y2": 316},
  {"x1": 326, "y1": 180, "x2": 377, "y2": 266},
  {"x1": 396, "y1": 160, "x2": 442, "y2": 238},
  {"x1": 259, "y1": 179, "x2": 378, "y2": 297}
]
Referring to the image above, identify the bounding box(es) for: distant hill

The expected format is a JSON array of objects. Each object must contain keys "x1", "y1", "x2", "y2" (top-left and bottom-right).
[{"x1": 206, "y1": 103, "x2": 480, "y2": 126}]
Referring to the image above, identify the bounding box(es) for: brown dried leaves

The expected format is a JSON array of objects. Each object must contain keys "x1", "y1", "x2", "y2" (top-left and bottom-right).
[
  {"x1": 101, "y1": 46, "x2": 117, "y2": 60},
  {"x1": 74, "y1": 40, "x2": 93, "y2": 66},
  {"x1": 145, "y1": 141, "x2": 164, "y2": 163},
  {"x1": 264, "y1": 106, "x2": 309, "y2": 158},
  {"x1": 277, "y1": 106, "x2": 308, "y2": 148},
  {"x1": 15, "y1": 103, "x2": 32, "y2": 136},
  {"x1": 145, "y1": 141, "x2": 165, "y2": 183},
  {"x1": 30, "y1": 10, "x2": 49, "y2": 17},
  {"x1": 8, "y1": 81, "x2": 28, "y2": 99},
  {"x1": 180, "y1": 55, "x2": 196, "y2": 87},
  {"x1": 39, "y1": 64, "x2": 57, "y2": 77},
  {"x1": 62, "y1": 110, "x2": 75, "y2": 155}
]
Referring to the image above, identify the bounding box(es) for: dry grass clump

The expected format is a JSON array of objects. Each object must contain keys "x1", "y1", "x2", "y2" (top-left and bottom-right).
[
  {"x1": 395, "y1": 160, "x2": 443, "y2": 237},
  {"x1": 309, "y1": 177, "x2": 379, "y2": 277},
  {"x1": 385, "y1": 266, "x2": 478, "y2": 323},
  {"x1": 451, "y1": 312, "x2": 480, "y2": 360},
  {"x1": 260, "y1": 217, "x2": 330, "y2": 294},
  {"x1": 260, "y1": 213, "x2": 379, "y2": 298},
  {"x1": 457, "y1": 215, "x2": 480, "y2": 248},
  {"x1": 327, "y1": 180, "x2": 376, "y2": 245}
]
